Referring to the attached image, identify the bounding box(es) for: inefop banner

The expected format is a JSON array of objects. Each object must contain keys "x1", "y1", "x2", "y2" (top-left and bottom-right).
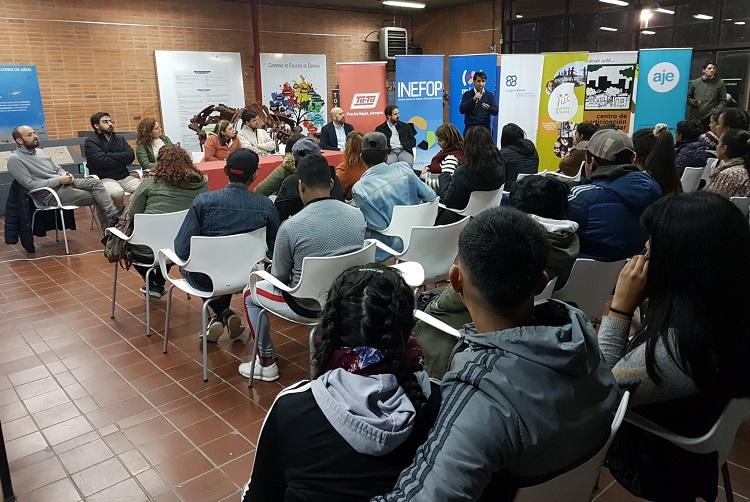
[
  {"x1": 498, "y1": 54, "x2": 544, "y2": 147},
  {"x1": 633, "y1": 48, "x2": 692, "y2": 132},
  {"x1": 336, "y1": 62, "x2": 387, "y2": 132},
  {"x1": 395, "y1": 55, "x2": 444, "y2": 170},
  {"x1": 449, "y1": 54, "x2": 499, "y2": 135}
]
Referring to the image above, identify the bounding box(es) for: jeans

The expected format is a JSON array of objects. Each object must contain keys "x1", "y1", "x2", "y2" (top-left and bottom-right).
[
  {"x1": 387, "y1": 149, "x2": 414, "y2": 166},
  {"x1": 56, "y1": 178, "x2": 119, "y2": 229}
]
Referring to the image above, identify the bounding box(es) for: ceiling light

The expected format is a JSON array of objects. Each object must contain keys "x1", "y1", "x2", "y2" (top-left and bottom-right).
[
  {"x1": 516, "y1": 14, "x2": 524, "y2": 18},
  {"x1": 736, "y1": 21, "x2": 747, "y2": 25},
  {"x1": 655, "y1": 7, "x2": 675, "y2": 15},
  {"x1": 641, "y1": 9, "x2": 653, "y2": 21},
  {"x1": 724, "y1": 18, "x2": 733, "y2": 21},
  {"x1": 599, "y1": 26, "x2": 618, "y2": 31},
  {"x1": 641, "y1": 30, "x2": 656, "y2": 34},
  {"x1": 599, "y1": 0, "x2": 629, "y2": 6},
  {"x1": 382, "y1": 0, "x2": 426, "y2": 8},
  {"x1": 692, "y1": 14, "x2": 714, "y2": 20}
]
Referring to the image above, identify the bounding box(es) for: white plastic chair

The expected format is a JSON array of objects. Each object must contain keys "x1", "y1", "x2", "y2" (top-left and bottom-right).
[
  {"x1": 625, "y1": 398, "x2": 750, "y2": 502},
  {"x1": 105, "y1": 210, "x2": 189, "y2": 337},
  {"x1": 535, "y1": 277, "x2": 558, "y2": 303},
  {"x1": 547, "y1": 162, "x2": 584, "y2": 183},
  {"x1": 513, "y1": 392, "x2": 630, "y2": 502},
  {"x1": 246, "y1": 240, "x2": 377, "y2": 387},
  {"x1": 730, "y1": 197, "x2": 749, "y2": 217},
  {"x1": 158, "y1": 230, "x2": 268, "y2": 382},
  {"x1": 703, "y1": 157, "x2": 720, "y2": 184},
  {"x1": 192, "y1": 152, "x2": 205, "y2": 163},
  {"x1": 439, "y1": 186, "x2": 505, "y2": 218},
  {"x1": 552, "y1": 259, "x2": 626, "y2": 320},
  {"x1": 681, "y1": 166, "x2": 704, "y2": 193},
  {"x1": 374, "y1": 216, "x2": 470, "y2": 286},
  {"x1": 27, "y1": 187, "x2": 80, "y2": 255},
  {"x1": 379, "y1": 199, "x2": 439, "y2": 250}
]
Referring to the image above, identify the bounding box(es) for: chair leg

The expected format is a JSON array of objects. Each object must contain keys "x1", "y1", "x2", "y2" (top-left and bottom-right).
[
  {"x1": 110, "y1": 262, "x2": 118, "y2": 319},
  {"x1": 144, "y1": 268, "x2": 153, "y2": 337},
  {"x1": 201, "y1": 299, "x2": 213, "y2": 382},
  {"x1": 722, "y1": 462, "x2": 734, "y2": 502},
  {"x1": 89, "y1": 205, "x2": 96, "y2": 231},
  {"x1": 247, "y1": 308, "x2": 264, "y2": 388},
  {"x1": 163, "y1": 285, "x2": 174, "y2": 354},
  {"x1": 59, "y1": 209, "x2": 69, "y2": 255},
  {"x1": 309, "y1": 326, "x2": 318, "y2": 380}
]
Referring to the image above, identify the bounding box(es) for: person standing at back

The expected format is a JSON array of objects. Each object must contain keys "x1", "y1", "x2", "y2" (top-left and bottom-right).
[
  {"x1": 459, "y1": 71, "x2": 498, "y2": 136},
  {"x1": 375, "y1": 105, "x2": 417, "y2": 166},
  {"x1": 687, "y1": 62, "x2": 727, "y2": 126}
]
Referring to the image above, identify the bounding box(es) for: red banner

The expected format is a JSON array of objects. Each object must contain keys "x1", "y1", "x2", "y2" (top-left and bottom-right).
[{"x1": 337, "y1": 62, "x2": 387, "y2": 133}]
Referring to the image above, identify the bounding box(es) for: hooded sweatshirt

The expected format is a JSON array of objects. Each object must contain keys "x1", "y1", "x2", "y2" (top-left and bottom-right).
[
  {"x1": 375, "y1": 300, "x2": 618, "y2": 502},
  {"x1": 243, "y1": 371, "x2": 441, "y2": 502},
  {"x1": 500, "y1": 138, "x2": 540, "y2": 192}
]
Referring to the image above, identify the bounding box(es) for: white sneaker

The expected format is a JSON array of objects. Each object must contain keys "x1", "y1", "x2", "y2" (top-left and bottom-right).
[{"x1": 239, "y1": 357, "x2": 279, "y2": 382}]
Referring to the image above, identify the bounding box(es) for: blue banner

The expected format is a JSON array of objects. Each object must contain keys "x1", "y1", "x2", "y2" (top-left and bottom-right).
[
  {"x1": 0, "y1": 65, "x2": 46, "y2": 143},
  {"x1": 395, "y1": 55, "x2": 444, "y2": 170},
  {"x1": 449, "y1": 54, "x2": 498, "y2": 139},
  {"x1": 633, "y1": 48, "x2": 692, "y2": 132}
]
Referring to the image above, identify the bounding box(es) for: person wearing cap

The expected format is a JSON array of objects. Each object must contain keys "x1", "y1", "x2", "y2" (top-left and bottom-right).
[
  {"x1": 274, "y1": 137, "x2": 345, "y2": 221},
  {"x1": 174, "y1": 149, "x2": 280, "y2": 343},
  {"x1": 567, "y1": 129, "x2": 661, "y2": 262},
  {"x1": 375, "y1": 105, "x2": 418, "y2": 166},
  {"x1": 352, "y1": 132, "x2": 436, "y2": 260},
  {"x1": 319, "y1": 107, "x2": 353, "y2": 151}
]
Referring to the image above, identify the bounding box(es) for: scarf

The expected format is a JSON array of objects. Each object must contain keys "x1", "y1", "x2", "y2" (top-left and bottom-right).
[
  {"x1": 427, "y1": 147, "x2": 464, "y2": 174},
  {"x1": 323, "y1": 337, "x2": 423, "y2": 376}
]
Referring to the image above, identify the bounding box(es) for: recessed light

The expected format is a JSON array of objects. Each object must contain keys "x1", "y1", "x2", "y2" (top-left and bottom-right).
[
  {"x1": 516, "y1": 14, "x2": 524, "y2": 18},
  {"x1": 655, "y1": 7, "x2": 675, "y2": 15},
  {"x1": 692, "y1": 14, "x2": 714, "y2": 20},
  {"x1": 642, "y1": 30, "x2": 656, "y2": 35},
  {"x1": 736, "y1": 21, "x2": 747, "y2": 25},
  {"x1": 599, "y1": 0, "x2": 629, "y2": 6},
  {"x1": 641, "y1": 9, "x2": 653, "y2": 21},
  {"x1": 382, "y1": 0, "x2": 426, "y2": 8},
  {"x1": 599, "y1": 26, "x2": 618, "y2": 31}
]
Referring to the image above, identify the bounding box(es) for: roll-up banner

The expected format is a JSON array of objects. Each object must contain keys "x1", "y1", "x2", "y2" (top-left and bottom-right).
[
  {"x1": 497, "y1": 54, "x2": 544, "y2": 148},
  {"x1": 336, "y1": 62, "x2": 387, "y2": 133},
  {"x1": 537, "y1": 52, "x2": 588, "y2": 171},
  {"x1": 449, "y1": 53, "x2": 499, "y2": 139},
  {"x1": 633, "y1": 48, "x2": 693, "y2": 132},
  {"x1": 395, "y1": 55, "x2": 444, "y2": 170},
  {"x1": 584, "y1": 51, "x2": 638, "y2": 133}
]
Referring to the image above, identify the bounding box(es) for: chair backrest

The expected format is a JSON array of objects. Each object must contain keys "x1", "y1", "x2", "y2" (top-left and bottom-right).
[
  {"x1": 184, "y1": 229, "x2": 267, "y2": 296},
  {"x1": 702, "y1": 157, "x2": 719, "y2": 182},
  {"x1": 454, "y1": 186, "x2": 505, "y2": 217},
  {"x1": 534, "y1": 277, "x2": 558, "y2": 303},
  {"x1": 514, "y1": 392, "x2": 630, "y2": 502},
  {"x1": 681, "y1": 166, "x2": 704, "y2": 193},
  {"x1": 191, "y1": 152, "x2": 205, "y2": 163},
  {"x1": 130, "y1": 210, "x2": 189, "y2": 266},
  {"x1": 547, "y1": 162, "x2": 583, "y2": 182},
  {"x1": 380, "y1": 199, "x2": 439, "y2": 249},
  {"x1": 552, "y1": 259, "x2": 626, "y2": 319},
  {"x1": 290, "y1": 240, "x2": 377, "y2": 307},
  {"x1": 399, "y1": 217, "x2": 470, "y2": 283},
  {"x1": 731, "y1": 196, "x2": 749, "y2": 217}
]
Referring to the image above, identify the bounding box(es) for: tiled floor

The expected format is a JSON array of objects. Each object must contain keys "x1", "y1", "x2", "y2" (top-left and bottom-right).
[{"x1": 1, "y1": 207, "x2": 750, "y2": 501}]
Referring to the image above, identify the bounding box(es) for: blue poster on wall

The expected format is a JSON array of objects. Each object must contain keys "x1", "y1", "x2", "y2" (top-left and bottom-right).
[
  {"x1": 449, "y1": 53, "x2": 498, "y2": 139},
  {"x1": 0, "y1": 65, "x2": 46, "y2": 145},
  {"x1": 395, "y1": 55, "x2": 444, "y2": 170},
  {"x1": 633, "y1": 48, "x2": 692, "y2": 132}
]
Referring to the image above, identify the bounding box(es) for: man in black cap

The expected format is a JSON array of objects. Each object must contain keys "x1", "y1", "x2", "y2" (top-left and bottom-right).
[{"x1": 174, "y1": 149, "x2": 280, "y2": 343}]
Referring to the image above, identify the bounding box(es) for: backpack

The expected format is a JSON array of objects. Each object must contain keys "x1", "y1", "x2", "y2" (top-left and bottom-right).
[{"x1": 102, "y1": 207, "x2": 134, "y2": 270}]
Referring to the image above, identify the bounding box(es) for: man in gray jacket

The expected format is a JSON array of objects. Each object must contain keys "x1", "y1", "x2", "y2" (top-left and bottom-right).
[
  {"x1": 374, "y1": 207, "x2": 618, "y2": 501},
  {"x1": 687, "y1": 62, "x2": 727, "y2": 125}
]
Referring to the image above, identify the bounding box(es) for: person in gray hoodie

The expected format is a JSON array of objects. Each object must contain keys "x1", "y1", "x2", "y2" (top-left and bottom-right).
[
  {"x1": 374, "y1": 207, "x2": 618, "y2": 502},
  {"x1": 242, "y1": 264, "x2": 441, "y2": 502}
]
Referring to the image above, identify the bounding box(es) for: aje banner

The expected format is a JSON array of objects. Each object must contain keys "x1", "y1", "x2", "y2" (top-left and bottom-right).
[
  {"x1": 584, "y1": 51, "x2": 637, "y2": 133},
  {"x1": 449, "y1": 54, "x2": 499, "y2": 135},
  {"x1": 260, "y1": 53, "x2": 327, "y2": 136},
  {"x1": 337, "y1": 62, "x2": 387, "y2": 132},
  {"x1": 498, "y1": 54, "x2": 544, "y2": 147},
  {"x1": 395, "y1": 55, "x2": 444, "y2": 170},
  {"x1": 537, "y1": 52, "x2": 588, "y2": 171},
  {"x1": 633, "y1": 48, "x2": 692, "y2": 132}
]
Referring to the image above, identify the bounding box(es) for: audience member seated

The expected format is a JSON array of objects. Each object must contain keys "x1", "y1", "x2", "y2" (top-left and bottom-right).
[
  {"x1": 715, "y1": 108, "x2": 750, "y2": 139},
  {"x1": 632, "y1": 125, "x2": 682, "y2": 195},
  {"x1": 375, "y1": 105, "x2": 417, "y2": 166},
  {"x1": 319, "y1": 107, "x2": 353, "y2": 151},
  {"x1": 240, "y1": 154, "x2": 365, "y2": 382},
  {"x1": 128, "y1": 145, "x2": 208, "y2": 299},
  {"x1": 242, "y1": 265, "x2": 441, "y2": 500},
  {"x1": 435, "y1": 126, "x2": 504, "y2": 225},
  {"x1": 352, "y1": 132, "x2": 436, "y2": 260},
  {"x1": 699, "y1": 111, "x2": 721, "y2": 150},
  {"x1": 84, "y1": 111, "x2": 138, "y2": 208},
  {"x1": 8, "y1": 125, "x2": 119, "y2": 230},
  {"x1": 202, "y1": 119, "x2": 240, "y2": 162},
  {"x1": 705, "y1": 128, "x2": 750, "y2": 198},
  {"x1": 675, "y1": 120, "x2": 709, "y2": 175},
  {"x1": 238, "y1": 110, "x2": 275, "y2": 156},
  {"x1": 601, "y1": 192, "x2": 750, "y2": 501},
  {"x1": 499, "y1": 123, "x2": 538, "y2": 192},
  {"x1": 559, "y1": 122, "x2": 597, "y2": 177},
  {"x1": 174, "y1": 149, "x2": 279, "y2": 343},
  {"x1": 254, "y1": 134, "x2": 303, "y2": 197},
  {"x1": 568, "y1": 129, "x2": 661, "y2": 261},
  {"x1": 420, "y1": 123, "x2": 464, "y2": 191},
  {"x1": 415, "y1": 176, "x2": 579, "y2": 379},
  {"x1": 135, "y1": 117, "x2": 172, "y2": 171},
  {"x1": 335, "y1": 131, "x2": 367, "y2": 199},
  {"x1": 275, "y1": 138, "x2": 345, "y2": 221},
  {"x1": 374, "y1": 207, "x2": 617, "y2": 501}
]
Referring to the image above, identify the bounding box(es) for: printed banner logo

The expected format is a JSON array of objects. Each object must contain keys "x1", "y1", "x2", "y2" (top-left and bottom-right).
[
  {"x1": 647, "y1": 62, "x2": 680, "y2": 93},
  {"x1": 350, "y1": 92, "x2": 380, "y2": 110},
  {"x1": 505, "y1": 75, "x2": 518, "y2": 87},
  {"x1": 462, "y1": 69, "x2": 476, "y2": 85}
]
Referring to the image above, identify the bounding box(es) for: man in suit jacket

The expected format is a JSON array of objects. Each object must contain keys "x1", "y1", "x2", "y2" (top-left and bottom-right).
[
  {"x1": 319, "y1": 107, "x2": 353, "y2": 151},
  {"x1": 374, "y1": 105, "x2": 417, "y2": 166}
]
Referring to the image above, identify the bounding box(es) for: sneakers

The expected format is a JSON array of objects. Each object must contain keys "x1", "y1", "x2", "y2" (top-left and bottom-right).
[
  {"x1": 140, "y1": 285, "x2": 165, "y2": 299},
  {"x1": 239, "y1": 357, "x2": 279, "y2": 382},
  {"x1": 205, "y1": 317, "x2": 225, "y2": 343},
  {"x1": 225, "y1": 313, "x2": 246, "y2": 340}
]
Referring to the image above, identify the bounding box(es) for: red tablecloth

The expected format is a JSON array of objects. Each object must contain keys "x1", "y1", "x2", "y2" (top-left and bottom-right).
[{"x1": 194, "y1": 150, "x2": 344, "y2": 191}]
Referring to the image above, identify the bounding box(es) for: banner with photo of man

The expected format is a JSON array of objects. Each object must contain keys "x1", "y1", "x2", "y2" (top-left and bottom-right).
[
  {"x1": 498, "y1": 54, "x2": 544, "y2": 147},
  {"x1": 449, "y1": 54, "x2": 499, "y2": 139},
  {"x1": 583, "y1": 51, "x2": 637, "y2": 133},
  {"x1": 336, "y1": 62, "x2": 387, "y2": 133},
  {"x1": 395, "y1": 55, "x2": 444, "y2": 170}
]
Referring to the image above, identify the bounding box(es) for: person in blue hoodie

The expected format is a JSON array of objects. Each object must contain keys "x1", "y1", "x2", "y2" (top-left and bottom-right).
[
  {"x1": 567, "y1": 129, "x2": 662, "y2": 262},
  {"x1": 242, "y1": 264, "x2": 441, "y2": 501}
]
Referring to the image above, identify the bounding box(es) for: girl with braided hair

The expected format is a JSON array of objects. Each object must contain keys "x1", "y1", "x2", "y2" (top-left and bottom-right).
[{"x1": 242, "y1": 264, "x2": 440, "y2": 502}]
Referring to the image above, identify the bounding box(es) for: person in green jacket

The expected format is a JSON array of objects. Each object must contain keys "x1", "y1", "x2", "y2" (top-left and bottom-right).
[
  {"x1": 254, "y1": 133, "x2": 303, "y2": 197},
  {"x1": 414, "y1": 175, "x2": 580, "y2": 379},
  {"x1": 136, "y1": 117, "x2": 173, "y2": 170},
  {"x1": 129, "y1": 144, "x2": 208, "y2": 298},
  {"x1": 687, "y1": 62, "x2": 728, "y2": 125}
]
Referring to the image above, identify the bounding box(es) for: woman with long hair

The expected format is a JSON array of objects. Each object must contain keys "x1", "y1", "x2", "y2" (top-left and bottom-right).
[
  {"x1": 602, "y1": 192, "x2": 750, "y2": 500},
  {"x1": 201, "y1": 119, "x2": 239, "y2": 162},
  {"x1": 499, "y1": 123, "x2": 539, "y2": 192},
  {"x1": 436, "y1": 125, "x2": 505, "y2": 224},
  {"x1": 421, "y1": 123, "x2": 464, "y2": 190},
  {"x1": 128, "y1": 144, "x2": 208, "y2": 297},
  {"x1": 632, "y1": 126, "x2": 682, "y2": 195},
  {"x1": 705, "y1": 128, "x2": 750, "y2": 198},
  {"x1": 135, "y1": 117, "x2": 173, "y2": 170},
  {"x1": 242, "y1": 264, "x2": 440, "y2": 501},
  {"x1": 335, "y1": 131, "x2": 367, "y2": 199}
]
